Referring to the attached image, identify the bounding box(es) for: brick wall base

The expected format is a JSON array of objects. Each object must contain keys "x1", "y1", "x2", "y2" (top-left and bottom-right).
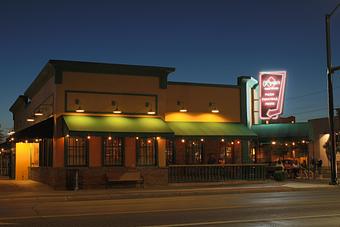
[{"x1": 29, "y1": 167, "x2": 169, "y2": 190}]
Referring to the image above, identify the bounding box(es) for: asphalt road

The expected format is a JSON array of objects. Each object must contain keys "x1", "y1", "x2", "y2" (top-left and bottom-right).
[{"x1": 1, "y1": 188, "x2": 340, "y2": 226}]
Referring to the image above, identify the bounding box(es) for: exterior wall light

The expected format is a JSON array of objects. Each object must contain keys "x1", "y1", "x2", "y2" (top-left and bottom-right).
[
  {"x1": 271, "y1": 141, "x2": 276, "y2": 145},
  {"x1": 108, "y1": 136, "x2": 112, "y2": 140},
  {"x1": 200, "y1": 138, "x2": 204, "y2": 142},
  {"x1": 209, "y1": 102, "x2": 219, "y2": 113},
  {"x1": 75, "y1": 99, "x2": 85, "y2": 113},
  {"x1": 145, "y1": 102, "x2": 156, "y2": 115},
  {"x1": 112, "y1": 101, "x2": 122, "y2": 114},
  {"x1": 221, "y1": 138, "x2": 225, "y2": 142},
  {"x1": 87, "y1": 136, "x2": 91, "y2": 139},
  {"x1": 181, "y1": 139, "x2": 185, "y2": 143},
  {"x1": 177, "y1": 101, "x2": 187, "y2": 112},
  {"x1": 26, "y1": 117, "x2": 35, "y2": 122},
  {"x1": 34, "y1": 110, "x2": 43, "y2": 116}
]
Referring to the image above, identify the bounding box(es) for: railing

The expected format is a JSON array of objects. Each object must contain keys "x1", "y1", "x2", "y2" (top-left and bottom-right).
[{"x1": 168, "y1": 164, "x2": 266, "y2": 183}]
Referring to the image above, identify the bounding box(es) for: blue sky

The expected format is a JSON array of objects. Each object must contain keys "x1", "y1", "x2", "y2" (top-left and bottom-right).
[{"x1": 1, "y1": 0, "x2": 340, "y2": 131}]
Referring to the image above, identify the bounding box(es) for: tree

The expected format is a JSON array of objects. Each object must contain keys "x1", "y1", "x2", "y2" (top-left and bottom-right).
[{"x1": 0, "y1": 124, "x2": 6, "y2": 144}]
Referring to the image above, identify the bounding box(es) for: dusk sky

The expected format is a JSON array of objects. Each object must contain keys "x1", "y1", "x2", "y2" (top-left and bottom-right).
[{"x1": 1, "y1": 0, "x2": 340, "y2": 131}]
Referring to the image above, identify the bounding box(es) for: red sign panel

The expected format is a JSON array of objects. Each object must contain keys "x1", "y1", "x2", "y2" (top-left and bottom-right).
[{"x1": 259, "y1": 71, "x2": 287, "y2": 120}]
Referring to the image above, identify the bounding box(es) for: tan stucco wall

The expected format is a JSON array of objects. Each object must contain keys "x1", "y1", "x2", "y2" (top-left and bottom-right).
[
  {"x1": 13, "y1": 77, "x2": 56, "y2": 131},
  {"x1": 157, "y1": 138, "x2": 166, "y2": 167},
  {"x1": 89, "y1": 137, "x2": 102, "y2": 167},
  {"x1": 15, "y1": 143, "x2": 39, "y2": 180},
  {"x1": 54, "y1": 137, "x2": 64, "y2": 167},
  {"x1": 166, "y1": 84, "x2": 241, "y2": 122},
  {"x1": 55, "y1": 72, "x2": 165, "y2": 116},
  {"x1": 125, "y1": 137, "x2": 136, "y2": 168}
]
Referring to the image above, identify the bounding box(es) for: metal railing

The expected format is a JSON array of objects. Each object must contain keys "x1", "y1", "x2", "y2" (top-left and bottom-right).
[{"x1": 168, "y1": 164, "x2": 266, "y2": 183}]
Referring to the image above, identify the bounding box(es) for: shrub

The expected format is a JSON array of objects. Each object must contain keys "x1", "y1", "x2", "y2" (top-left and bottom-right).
[{"x1": 273, "y1": 171, "x2": 286, "y2": 181}]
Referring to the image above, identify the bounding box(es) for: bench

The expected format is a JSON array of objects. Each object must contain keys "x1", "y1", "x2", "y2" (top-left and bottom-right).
[{"x1": 106, "y1": 171, "x2": 144, "y2": 188}]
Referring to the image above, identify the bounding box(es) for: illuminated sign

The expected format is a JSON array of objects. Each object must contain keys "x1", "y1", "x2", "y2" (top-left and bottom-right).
[{"x1": 259, "y1": 71, "x2": 287, "y2": 120}]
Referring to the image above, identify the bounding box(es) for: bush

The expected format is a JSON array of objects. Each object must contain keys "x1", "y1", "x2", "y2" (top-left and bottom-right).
[{"x1": 273, "y1": 171, "x2": 286, "y2": 181}]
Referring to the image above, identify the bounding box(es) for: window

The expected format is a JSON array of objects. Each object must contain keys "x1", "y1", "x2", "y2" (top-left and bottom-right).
[
  {"x1": 185, "y1": 139, "x2": 204, "y2": 164},
  {"x1": 39, "y1": 139, "x2": 53, "y2": 167},
  {"x1": 219, "y1": 141, "x2": 234, "y2": 164},
  {"x1": 65, "y1": 137, "x2": 88, "y2": 167},
  {"x1": 166, "y1": 139, "x2": 175, "y2": 165},
  {"x1": 103, "y1": 137, "x2": 124, "y2": 166},
  {"x1": 136, "y1": 137, "x2": 157, "y2": 166}
]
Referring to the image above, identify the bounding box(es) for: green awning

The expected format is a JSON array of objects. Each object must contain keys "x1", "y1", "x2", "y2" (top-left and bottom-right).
[
  {"x1": 166, "y1": 122, "x2": 257, "y2": 138},
  {"x1": 63, "y1": 115, "x2": 174, "y2": 136},
  {"x1": 251, "y1": 123, "x2": 313, "y2": 141}
]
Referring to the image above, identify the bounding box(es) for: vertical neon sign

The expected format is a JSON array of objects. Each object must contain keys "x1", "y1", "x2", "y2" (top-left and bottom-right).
[{"x1": 259, "y1": 71, "x2": 287, "y2": 120}]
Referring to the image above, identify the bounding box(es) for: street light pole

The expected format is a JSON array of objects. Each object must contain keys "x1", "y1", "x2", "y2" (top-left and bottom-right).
[{"x1": 325, "y1": 3, "x2": 340, "y2": 185}]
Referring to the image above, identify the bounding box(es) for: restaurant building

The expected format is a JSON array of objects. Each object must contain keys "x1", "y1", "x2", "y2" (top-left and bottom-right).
[{"x1": 8, "y1": 60, "x2": 260, "y2": 189}]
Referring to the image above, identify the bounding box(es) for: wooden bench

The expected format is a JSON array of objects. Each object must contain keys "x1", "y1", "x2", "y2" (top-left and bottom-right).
[{"x1": 106, "y1": 171, "x2": 144, "y2": 188}]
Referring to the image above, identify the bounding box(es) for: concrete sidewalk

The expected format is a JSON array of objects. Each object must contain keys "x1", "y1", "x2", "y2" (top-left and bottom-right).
[{"x1": 0, "y1": 178, "x2": 336, "y2": 202}]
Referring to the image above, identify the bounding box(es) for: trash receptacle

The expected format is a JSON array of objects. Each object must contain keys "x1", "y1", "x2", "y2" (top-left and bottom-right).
[{"x1": 66, "y1": 169, "x2": 79, "y2": 190}]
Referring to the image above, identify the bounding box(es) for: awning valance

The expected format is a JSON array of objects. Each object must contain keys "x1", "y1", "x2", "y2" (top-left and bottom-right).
[
  {"x1": 63, "y1": 115, "x2": 174, "y2": 136},
  {"x1": 14, "y1": 117, "x2": 54, "y2": 140},
  {"x1": 167, "y1": 122, "x2": 257, "y2": 138},
  {"x1": 251, "y1": 123, "x2": 313, "y2": 141}
]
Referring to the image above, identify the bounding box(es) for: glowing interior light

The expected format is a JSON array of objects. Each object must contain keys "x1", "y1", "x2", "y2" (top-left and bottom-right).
[
  {"x1": 236, "y1": 140, "x2": 240, "y2": 144},
  {"x1": 35, "y1": 139, "x2": 39, "y2": 142},
  {"x1": 66, "y1": 134, "x2": 70, "y2": 138},
  {"x1": 136, "y1": 137, "x2": 139, "y2": 140},
  {"x1": 200, "y1": 138, "x2": 204, "y2": 142},
  {"x1": 302, "y1": 140, "x2": 306, "y2": 143},
  {"x1": 156, "y1": 137, "x2": 160, "y2": 140},
  {"x1": 108, "y1": 136, "x2": 112, "y2": 140},
  {"x1": 271, "y1": 141, "x2": 276, "y2": 145},
  {"x1": 221, "y1": 138, "x2": 225, "y2": 142},
  {"x1": 147, "y1": 139, "x2": 152, "y2": 144},
  {"x1": 87, "y1": 136, "x2": 91, "y2": 139},
  {"x1": 181, "y1": 139, "x2": 185, "y2": 143},
  {"x1": 292, "y1": 142, "x2": 295, "y2": 146},
  {"x1": 231, "y1": 141, "x2": 234, "y2": 145}
]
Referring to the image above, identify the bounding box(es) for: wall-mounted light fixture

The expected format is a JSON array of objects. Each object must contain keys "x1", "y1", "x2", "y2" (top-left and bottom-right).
[
  {"x1": 112, "y1": 101, "x2": 122, "y2": 114},
  {"x1": 209, "y1": 102, "x2": 219, "y2": 113},
  {"x1": 145, "y1": 102, "x2": 155, "y2": 115},
  {"x1": 177, "y1": 101, "x2": 187, "y2": 112},
  {"x1": 26, "y1": 116, "x2": 35, "y2": 122},
  {"x1": 75, "y1": 99, "x2": 85, "y2": 113},
  {"x1": 34, "y1": 109, "x2": 44, "y2": 116}
]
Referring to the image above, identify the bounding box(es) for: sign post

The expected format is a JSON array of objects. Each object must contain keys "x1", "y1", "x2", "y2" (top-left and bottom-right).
[{"x1": 259, "y1": 71, "x2": 287, "y2": 120}]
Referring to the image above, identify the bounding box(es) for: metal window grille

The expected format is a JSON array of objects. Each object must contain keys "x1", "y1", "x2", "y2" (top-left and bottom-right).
[
  {"x1": 39, "y1": 139, "x2": 53, "y2": 167},
  {"x1": 166, "y1": 139, "x2": 175, "y2": 165},
  {"x1": 137, "y1": 137, "x2": 157, "y2": 166},
  {"x1": 103, "y1": 137, "x2": 123, "y2": 166},
  {"x1": 66, "y1": 137, "x2": 88, "y2": 167},
  {"x1": 185, "y1": 139, "x2": 204, "y2": 164}
]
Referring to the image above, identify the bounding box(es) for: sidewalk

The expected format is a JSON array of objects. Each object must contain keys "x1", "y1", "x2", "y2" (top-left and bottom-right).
[{"x1": 0, "y1": 178, "x2": 337, "y2": 202}]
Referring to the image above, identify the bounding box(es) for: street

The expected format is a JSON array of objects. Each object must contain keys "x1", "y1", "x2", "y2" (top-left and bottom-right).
[{"x1": 1, "y1": 187, "x2": 340, "y2": 226}]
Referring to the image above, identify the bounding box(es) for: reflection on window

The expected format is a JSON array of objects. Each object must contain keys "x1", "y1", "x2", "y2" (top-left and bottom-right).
[
  {"x1": 137, "y1": 137, "x2": 157, "y2": 166},
  {"x1": 65, "y1": 137, "x2": 88, "y2": 167},
  {"x1": 103, "y1": 137, "x2": 124, "y2": 166},
  {"x1": 185, "y1": 139, "x2": 204, "y2": 164},
  {"x1": 166, "y1": 139, "x2": 175, "y2": 165}
]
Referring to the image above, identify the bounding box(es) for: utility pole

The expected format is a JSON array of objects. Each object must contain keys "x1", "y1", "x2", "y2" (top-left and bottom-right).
[{"x1": 326, "y1": 3, "x2": 340, "y2": 185}]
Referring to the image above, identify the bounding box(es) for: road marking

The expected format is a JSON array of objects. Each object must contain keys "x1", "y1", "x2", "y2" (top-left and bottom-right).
[{"x1": 140, "y1": 213, "x2": 340, "y2": 227}]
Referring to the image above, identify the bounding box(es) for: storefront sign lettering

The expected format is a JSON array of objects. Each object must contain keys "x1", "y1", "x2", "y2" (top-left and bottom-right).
[{"x1": 259, "y1": 71, "x2": 287, "y2": 120}]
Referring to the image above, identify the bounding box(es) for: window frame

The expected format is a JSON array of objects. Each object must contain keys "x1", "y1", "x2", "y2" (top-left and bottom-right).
[
  {"x1": 136, "y1": 137, "x2": 158, "y2": 166},
  {"x1": 64, "y1": 137, "x2": 89, "y2": 167},
  {"x1": 102, "y1": 137, "x2": 124, "y2": 166}
]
